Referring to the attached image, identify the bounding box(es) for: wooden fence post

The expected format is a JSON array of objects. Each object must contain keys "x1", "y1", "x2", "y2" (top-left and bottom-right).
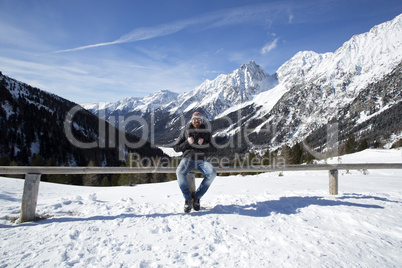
[
  {"x1": 329, "y1": 169, "x2": 338, "y2": 195},
  {"x1": 187, "y1": 173, "x2": 196, "y2": 194},
  {"x1": 20, "y1": 173, "x2": 41, "y2": 223}
]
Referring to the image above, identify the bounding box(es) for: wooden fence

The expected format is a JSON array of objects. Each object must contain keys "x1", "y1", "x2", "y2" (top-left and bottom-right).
[{"x1": 1, "y1": 163, "x2": 401, "y2": 223}]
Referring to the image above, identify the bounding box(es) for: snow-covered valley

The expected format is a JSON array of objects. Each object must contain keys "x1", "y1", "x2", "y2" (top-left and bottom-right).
[{"x1": 1, "y1": 149, "x2": 401, "y2": 267}]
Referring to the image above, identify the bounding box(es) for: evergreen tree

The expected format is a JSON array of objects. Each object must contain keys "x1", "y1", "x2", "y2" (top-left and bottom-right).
[
  {"x1": 168, "y1": 157, "x2": 180, "y2": 181},
  {"x1": 357, "y1": 139, "x2": 369, "y2": 152},
  {"x1": 373, "y1": 140, "x2": 382, "y2": 148},
  {"x1": 345, "y1": 135, "x2": 357, "y2": 154},
  {"x1": 247, "y1": 152, "x2": 258, "y2": 166},
  {"x1": 46, "y1": 158, "x2": 56, "y2": 166},
  {"x1": 30, "y1": 154, "x2": 46, "y2": 166},
  {"x1": 280, "y1": 144, "x2": 292, "y2": 164},
  {"x1": 391, "y1": 139, "x2": 402, "y2": 148},
  {"x1": 82, "y1": 160, "x2": 99, "y2": 186},
  {"x1": 290, "y1": 143, "x2": 303, "y2": 164},
  {"x1": 152, "y1": 156, "x2": 169, "y2": 183},
  {"x1": 46, "y1": 157, "x2": 69, "y2": 184},
  {"x1": 262, "y1": 150, "x2": 271, "y2": 166},
  {"x1": 100, "y1": 176, "x2": 110, "y2": 186},
  {"x1": 117, "y1": 154, "x2": 143, "y2": 186},
  {"x1": 0, "y1": 155, "x2": 10, "y2": 166},
  {"x1": 304, "y1": 150, "x2": 315, "y2": 164},
  {"x1": 244, "y1": 152, "x2": 259, "y2": 175}
]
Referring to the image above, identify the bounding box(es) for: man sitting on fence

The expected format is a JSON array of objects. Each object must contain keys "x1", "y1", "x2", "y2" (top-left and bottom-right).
[{"x1": 173, "y1": 112, "x2": 217, "y2": 213}]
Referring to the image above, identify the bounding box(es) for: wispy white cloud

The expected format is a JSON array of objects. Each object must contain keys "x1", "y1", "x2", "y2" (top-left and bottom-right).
[
  {"x1": 288, "y1": 12, "x2": 294, "y2": 24},
  {"x1": 261, "y1": 38, "x2": 279, "y2": 54},
  {"x1": 51, "y1": 13, "x2": 213, "y2": 54},
  {"x1": 51, "y1": 20, "x2": 192, "y2": 53},
  {"x1": 51, "y1": 3, "x2": 293, "y2": 54},
  {"x1": 51, "y1": 41, "x2": 121, "y2": 53}
]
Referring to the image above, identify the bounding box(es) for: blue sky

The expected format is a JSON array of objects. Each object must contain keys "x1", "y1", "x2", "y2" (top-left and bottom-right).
[{"x1": 0, "y1": 0, "x2": 401, "y2": 104}]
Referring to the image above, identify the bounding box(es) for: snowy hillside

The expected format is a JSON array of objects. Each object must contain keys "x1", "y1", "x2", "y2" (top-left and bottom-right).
[{"x1": 1, "y1": 149, "x2": 401, "y2": 267}]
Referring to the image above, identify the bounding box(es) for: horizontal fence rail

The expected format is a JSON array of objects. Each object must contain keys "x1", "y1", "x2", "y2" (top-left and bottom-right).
[
  {"x1": 1, "y1": 163, "x2": 402, "y2": 175},
  {"x1": 1, "y1": 163, "x2": 401, "y2": 223}
]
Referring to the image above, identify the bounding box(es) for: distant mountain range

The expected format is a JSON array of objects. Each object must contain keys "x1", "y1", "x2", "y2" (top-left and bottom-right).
[{"x1": 84, "y1": 14, "x2": 402, "y2": 155}]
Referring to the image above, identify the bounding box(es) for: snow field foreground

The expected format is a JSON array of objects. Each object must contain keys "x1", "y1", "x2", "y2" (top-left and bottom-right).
[{"x1": 1, "y1": 149, "x2": 402, "y2": 267}]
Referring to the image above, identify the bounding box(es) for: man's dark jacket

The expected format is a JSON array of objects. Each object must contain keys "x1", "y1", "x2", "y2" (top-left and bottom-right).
[{"x1": 173, "y1": 123, "x2": 217, "y2": 160}]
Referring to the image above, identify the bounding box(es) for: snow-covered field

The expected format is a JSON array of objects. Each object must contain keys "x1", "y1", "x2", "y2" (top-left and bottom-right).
[{"x1": 1, "y1": 149, "x2": 401, "y2": 267}]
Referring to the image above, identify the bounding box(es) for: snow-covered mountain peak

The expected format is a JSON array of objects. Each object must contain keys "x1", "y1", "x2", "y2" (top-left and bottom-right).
[
  {"x1": 275, "y1": 13, "x2": 402, "y2": 94},
  {"x1": 191, "y1": 60, "x2": 271, "y2": 94},
  {"x1": 169, "y1": 61, "x2": 278, "y2": 118},
  {"x1": 276, "y1": 51, "x2": 330, "y2": 83},
  {"x1": 334, "y1": 13, "x2": 402, "y2": 73},
  {"x1": 234, "y1": 60, "x2": 271, "y2": 81},
  {"x1": 141, "y1": 90, "x2": 178, "y2": 106},
  {"x1": 238, "y1": 60, "x2": 269, "y2": 80}
]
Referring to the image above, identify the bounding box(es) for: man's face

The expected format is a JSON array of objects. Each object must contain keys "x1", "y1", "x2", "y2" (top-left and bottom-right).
[{"x1": 191, "y1": 117, "x2": 203, "y2": 128}]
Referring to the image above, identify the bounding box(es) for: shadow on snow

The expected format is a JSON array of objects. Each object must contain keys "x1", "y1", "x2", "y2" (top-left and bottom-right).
[
  {"x1": 203, "y1": 194, "x2": 385, "y2": 217},
  {"x1": 2, "y1": 193, "x2": 393, "y2": 228}
]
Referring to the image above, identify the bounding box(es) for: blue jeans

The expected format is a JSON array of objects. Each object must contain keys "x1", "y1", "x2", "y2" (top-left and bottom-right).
[{"x1": 176, "y1": 158, "x2": 217, "y2": 201}]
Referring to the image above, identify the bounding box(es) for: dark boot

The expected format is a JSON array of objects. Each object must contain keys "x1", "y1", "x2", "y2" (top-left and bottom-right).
[
  {"x1": 184, "y1": 200, "x2": 192, "y2": 213},
  {"x1": 192, "y1": 193, "x2": 200, "y2": 211}
]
